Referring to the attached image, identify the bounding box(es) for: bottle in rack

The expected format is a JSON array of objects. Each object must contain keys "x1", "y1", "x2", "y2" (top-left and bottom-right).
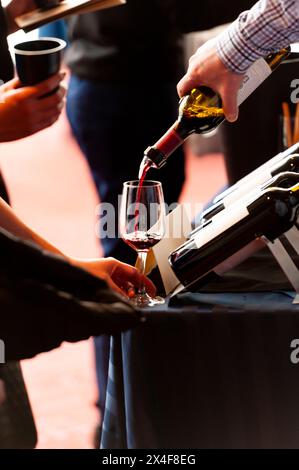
[
  {"x1": 139, "y1": 47, "x2": 290, "y2": 176},
  {"x1": 190, "y1": 163, "x2": 299, "y2": 237},
  {"x1": 213, "y1": 142, "x2": 299, "y2": 205},
  {"x1": 169, "y1": 183, "x2": 299, "y2": 292}
]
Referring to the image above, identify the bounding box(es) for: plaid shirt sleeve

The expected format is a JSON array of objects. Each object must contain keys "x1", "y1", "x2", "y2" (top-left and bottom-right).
[{"x1": 216, "y1": 0, "x2": 299, "y2": 74}]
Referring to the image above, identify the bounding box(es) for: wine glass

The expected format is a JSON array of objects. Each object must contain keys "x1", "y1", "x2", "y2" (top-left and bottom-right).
[{"x1": 120, "y1": 180, "x2": 166, "y2": 307}]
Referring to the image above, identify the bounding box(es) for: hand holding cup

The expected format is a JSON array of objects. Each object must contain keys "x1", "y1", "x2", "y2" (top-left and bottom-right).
[{"x1": 0, "y1": 72, "x2": 66, "y2": 142}]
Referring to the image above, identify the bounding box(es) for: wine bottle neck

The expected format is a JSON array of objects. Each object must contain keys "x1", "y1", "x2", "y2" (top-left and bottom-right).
[
  {"x1": 272, "y1": 156, "x2": 299, "y2": 176},
  {"x1": 252, "y1": 184, "x2": 299, "y2": 213},
  {"x1": 143, "y1": 121, "x2": 183, "y2": 169}
]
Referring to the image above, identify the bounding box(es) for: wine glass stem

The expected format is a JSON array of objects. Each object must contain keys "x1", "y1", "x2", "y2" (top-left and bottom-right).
[{"x1": 137, "y1": 250, "x2": 147, "y2": 295}]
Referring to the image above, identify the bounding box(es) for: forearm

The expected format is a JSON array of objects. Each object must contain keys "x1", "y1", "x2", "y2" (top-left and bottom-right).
[
  {"x1": 0, "y1": 196, "x2": 63, "y2": 256},
  {"x1": 217, "y1": 0, "x2": 299, "y2": 73},
  {"x1": 0, "y1": 229, "x2": 138, "y2": 361}
]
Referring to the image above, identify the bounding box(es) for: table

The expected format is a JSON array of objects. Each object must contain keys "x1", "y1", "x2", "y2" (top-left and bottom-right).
[{"x1": 100, "y1": 292, "x2": 299, "y2": 449}]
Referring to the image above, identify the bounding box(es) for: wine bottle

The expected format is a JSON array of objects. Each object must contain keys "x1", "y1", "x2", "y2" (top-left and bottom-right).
[
  {"x1": 169, "y1": 183, "x2": 299, "y2": 292},
  {"x1": 213, "y1": 142, "x2": 299, "y2": 205},
  {"x1": 139, "y1": 47, "x2": 290, "y2": 175},
  {"x1": 190, "y1": 166, "x2": 299, "y2": 237},
  {"x1": 218, "y1": 153, "x2": 299, "y2": 207}
]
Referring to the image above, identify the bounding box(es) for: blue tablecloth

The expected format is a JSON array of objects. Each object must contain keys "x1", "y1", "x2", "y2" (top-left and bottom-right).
[{"x1": 101, "y1": 292, "x2": 299, "y2": 449}]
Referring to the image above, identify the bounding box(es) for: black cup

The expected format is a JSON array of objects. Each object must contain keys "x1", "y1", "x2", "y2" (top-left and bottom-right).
[
  {"x1": 34, "y1": 0, "x2": 61, "y2": 10},
  {"x1": 13, "y1": 37, "x2": 66, "y2": 86}
]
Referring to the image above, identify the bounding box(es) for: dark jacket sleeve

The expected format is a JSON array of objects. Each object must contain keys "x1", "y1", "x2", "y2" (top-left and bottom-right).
[
  {"x1": 0, "y1": 2, "x2": 14, "y2": 82},
  {"x1": 0, "y1": 229, "x2": 140, "y2": 361}
]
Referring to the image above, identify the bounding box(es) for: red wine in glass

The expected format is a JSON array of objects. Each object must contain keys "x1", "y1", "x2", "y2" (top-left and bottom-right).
[{"x1": 123, "y1": 232, "x2": 162, "y2": 251}]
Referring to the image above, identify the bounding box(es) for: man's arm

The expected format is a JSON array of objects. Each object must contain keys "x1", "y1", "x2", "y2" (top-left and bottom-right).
[
  {"x1": 178, "y1": 0, "x2": 299, "y2": 121},
  {"x1": 217, "y1": 0, "x2": 299, "y2": 74}
]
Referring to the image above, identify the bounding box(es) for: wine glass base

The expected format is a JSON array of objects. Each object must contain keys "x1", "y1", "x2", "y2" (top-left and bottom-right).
[{"x1": 130, "y1": 293, "x2": 165, "y2": 308}]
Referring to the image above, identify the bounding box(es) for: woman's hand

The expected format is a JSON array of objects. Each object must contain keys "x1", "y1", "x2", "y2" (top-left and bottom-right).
[
  {"x1": 72, "y1": 257, "x2": 157, "y2": 298},
  {"x1": 177, "y1": 39, "x2": 244, "y2": 123},
  {"x1": 0, "y1": 73, "x2": 66, "y2": 142}
]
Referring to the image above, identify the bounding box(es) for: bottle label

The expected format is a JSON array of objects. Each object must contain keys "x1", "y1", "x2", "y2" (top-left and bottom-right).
[
  {"x1": 193, "y1": 204, "x2": 249, "y2": 249},
  {"x1": 237, "y1": 58, "x2": 272, "y2": 106}
]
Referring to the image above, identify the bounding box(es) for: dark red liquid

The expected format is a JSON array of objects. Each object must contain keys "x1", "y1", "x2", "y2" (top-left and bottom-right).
[
  {"x1": 124, "y1": 232, "x2": 161, "y2": 251},
  {"x1": 134, "y1": 161, "x2": 151, "y2": 232}
]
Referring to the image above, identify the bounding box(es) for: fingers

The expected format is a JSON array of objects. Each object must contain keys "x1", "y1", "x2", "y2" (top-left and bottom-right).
[
  {"x1": 177, "y1": 72, "x2": 199, "y2": 98},
  {"x1": 34, "y1": 85, "x2": 66, "y2": 113},
  {"x1": 125, "y1": 283, "x2": 137, "y2": 299},
  {"x1": 33, "y1": 71, "x2": 67, "y2": 99},
  {"x1": 0, "y1": 74, "x2": 65, "y2": 141},
  {"x1": 177, "y1": 42, "x2": 214, "y2": 97},
  {"x1": 16, "y1": 71, "x2": 66, "y2": 100},
  {"x1": 11, "y1": 84, "x2": 65, "y2": 133},
  {"x1": 39, "y1": 84, "x2": 66, "y2": 106},
  {"x1": 177, "y1": 38, "x2": 244, "y2": 124},
  {"x1": 220, "y1": 73, "x2": 244, "y2": 122},
  {"x1": 24, "y1": 86, "x2": 65, "y2": 131},
  {"x1": 178, "y1": 69, "x2": 239, "y2": 123},
  {"x1": 178, "y1": 70, "x2": 242, "y2": 123},
  {"x1": 107, "y1": 258, "x2": 157, "y2": 297},
  {"x1": 132, "y1": 269, "x2": 156, "y2": 297},
  {"x1": 1, "y1": 77, "x2": 21, "y2": 92},
  {"x1": 113, "y1": 262, "x2": 157, "y2": 297},
  {"x1": 221, "y1": 86, "x2": 239, "y2": 123},
  {"x1": 107, "y1": 278, "x2": 127, "y2": 297}
]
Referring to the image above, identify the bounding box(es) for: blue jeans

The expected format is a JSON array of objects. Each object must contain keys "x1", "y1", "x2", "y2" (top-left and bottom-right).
[{"x1": 67, "y1": 76, "x2": 185, "y2": 416}]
